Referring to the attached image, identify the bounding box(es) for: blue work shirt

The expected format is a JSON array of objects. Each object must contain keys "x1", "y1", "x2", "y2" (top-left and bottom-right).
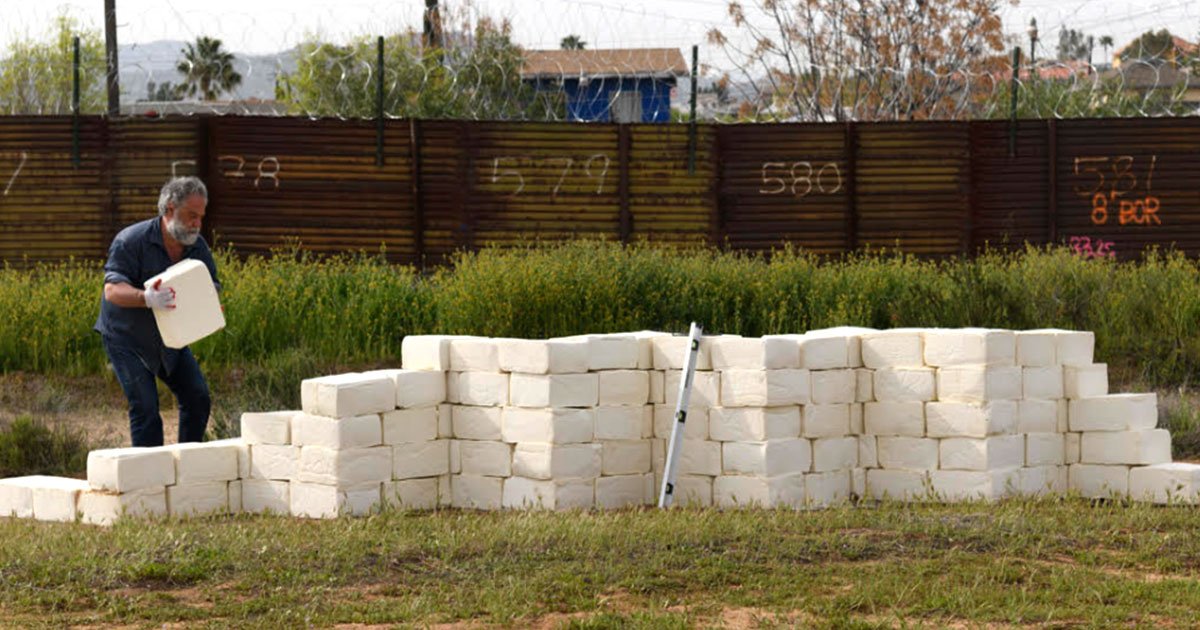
[{"x1": 93, "y1": 217, "x2": 221, "y2": 376}]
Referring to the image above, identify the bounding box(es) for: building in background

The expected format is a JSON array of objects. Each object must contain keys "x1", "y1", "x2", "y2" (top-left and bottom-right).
[{"x1": 521, "y1": 48, "x2": 688, "y2": 123}]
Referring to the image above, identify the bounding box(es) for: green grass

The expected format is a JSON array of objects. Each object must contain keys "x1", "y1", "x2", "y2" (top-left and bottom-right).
[
  {"x1": 0, "y1": 415, "x2": 90, "y2": 478},
  {"x1": 2, "y1": 499, "x2": 1200, "y2": 626},
  {"x1": 5, "y1": 240, "x2": 1200, "y2": 385}
]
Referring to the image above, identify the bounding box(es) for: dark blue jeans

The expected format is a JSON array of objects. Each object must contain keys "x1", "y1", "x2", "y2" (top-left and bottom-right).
[{"x1": 102, "y1": 338, "x2": 211, "y2": 446}]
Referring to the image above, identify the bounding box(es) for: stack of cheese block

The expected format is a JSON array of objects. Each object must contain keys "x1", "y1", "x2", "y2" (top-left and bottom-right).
[{"x1": 4, "y1": 327, "x2": 1200, "y2": 524}]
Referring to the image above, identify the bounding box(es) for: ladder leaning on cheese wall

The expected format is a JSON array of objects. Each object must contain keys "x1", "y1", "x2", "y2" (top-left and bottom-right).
[{"x1": 658, "y1": 322, "x2": 702, "y2": 508}]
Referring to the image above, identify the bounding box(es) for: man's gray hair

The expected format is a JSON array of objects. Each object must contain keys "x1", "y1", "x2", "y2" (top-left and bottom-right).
[{"x1": 157, "y1": 176, "x2": 208, "y2": 216}]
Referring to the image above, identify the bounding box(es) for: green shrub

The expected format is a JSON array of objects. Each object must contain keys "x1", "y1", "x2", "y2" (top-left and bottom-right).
[{"x1": 0, "y1": 416, "x2": 90, "y2": 477}]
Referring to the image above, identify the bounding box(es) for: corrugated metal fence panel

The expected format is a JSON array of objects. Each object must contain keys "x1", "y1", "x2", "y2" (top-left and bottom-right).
[
  {"x1": 717, "y1": 123, "x2": 850, "y2": 253},
  {"x1": 466, "y1": 121, "x2": 621, "y2": 247},
  {"x1": 628, "y1": 124, "x2": 717, "y2": 244},
  {"x1": 110, "y1": 118, "x2": 202, "y2": 229},
  {"x1": 856, "y1": 123, "x2": 971, "y2": 255},
  {"x1": 0, "y1": 116, "x2": 108, "y2": 263},
  {"x1": 417, "y1": 121, "x2": 470, "y2": 262},
  {"x1": 207, "y1": 117, "x2": 417, "y2": 263},
  {"x1": 1055, "y1": 118, "x2": 1200, "y2": 259},
  {"x1": 969, "y1": 121, "x2": 1052, "y2": 251}
]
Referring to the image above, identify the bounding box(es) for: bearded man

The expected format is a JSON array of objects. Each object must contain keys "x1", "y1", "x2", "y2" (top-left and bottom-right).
[{"x1": 94, "y1": 176, "x2": 220, "y2": 446}]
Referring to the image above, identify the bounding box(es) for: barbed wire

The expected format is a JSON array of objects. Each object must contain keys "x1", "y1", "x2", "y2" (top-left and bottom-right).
[{"x1": 0, "y1": 1, "x2": 1196, "y2": 121}]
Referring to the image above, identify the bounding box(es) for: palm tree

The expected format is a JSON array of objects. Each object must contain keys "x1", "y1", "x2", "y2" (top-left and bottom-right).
[
  {"x1": 1099, "y1": 35, "x2": 1114, "y2": 66},
  {"x1": 177, "y1": 36, "x2": 242, "y2": 101},
  {"x1": 560, "y1": 35, "x2": 586, "y2": 51}
]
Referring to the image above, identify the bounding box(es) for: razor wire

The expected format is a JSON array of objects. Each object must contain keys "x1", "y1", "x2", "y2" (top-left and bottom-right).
[{"x1": 0, "y1": 0, "x2": 1197, "y2": 121}]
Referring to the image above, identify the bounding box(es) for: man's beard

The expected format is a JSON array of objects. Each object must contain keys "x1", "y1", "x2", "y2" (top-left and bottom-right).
[{"x1": 167, "y1": 216, "x2": 200, "y2": 246}]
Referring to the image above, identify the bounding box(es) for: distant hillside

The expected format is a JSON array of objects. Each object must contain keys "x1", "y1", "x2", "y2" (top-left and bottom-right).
[{"x1": 118, "y1": 40, "x2": 296, "y2": 102}]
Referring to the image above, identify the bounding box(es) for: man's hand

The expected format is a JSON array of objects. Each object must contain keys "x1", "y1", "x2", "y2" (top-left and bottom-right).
[{"x1": 144, "y1": 279, "x2": 176, "y2": 310}]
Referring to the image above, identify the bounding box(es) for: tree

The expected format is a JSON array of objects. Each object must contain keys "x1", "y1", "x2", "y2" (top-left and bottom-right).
[
  {"x1": 1057, "y1": 28, "x2": 1090, "y2": 61},
  {"x1": 560, "y1": 35, "x2": 587, "y2": 50},
  {"x1": 176, "y1": 36, "x2": 243, "y2": 101},
  {"x1": 145, "y1": 80, "x2": 183, "y2": 101},
  {"x1": 706, "y1": 0, "x2": 1009, "y2": 121},
  {"x1": 0, "y1": 11, "x2": 105, "y2": 115},
  {"x1": 1119, "y1": 29, "x2": 1177, "y2": 65},
  {"x1": 1098, "y1": 35, "x2": 1114, "y2": 65},
  {"x1": 277, "y1": 16, "x2": 552, "y2": 120}
]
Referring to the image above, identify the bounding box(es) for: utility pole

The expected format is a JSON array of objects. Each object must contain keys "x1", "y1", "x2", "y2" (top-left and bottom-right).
[
  {"x1": 423, "y1": 0, "x2": 442, "y2": 50},
  {"x1": 104, "y1": 0, "x2": 120, "y2": 117}
]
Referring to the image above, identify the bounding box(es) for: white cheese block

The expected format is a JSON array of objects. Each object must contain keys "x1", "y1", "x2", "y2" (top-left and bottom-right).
[
  {"x1": 810, "y1": 369, "x2": 857, "y2": 404},
  {"x1": 803, "y1": 404, "x2": 851, "y2": 438},
  {"x1": 860, "y1": 329, "x2": 924, "y2": 368},
  {"x1": 718, "y1": 369, "x2": 807, "y2": 407},
  {"x1": 1129, "y1": 463, "x2": 1200, "y2": 504},
  {"x1": 240, "y1": 479, "x2": 290, "y2": 514},
  {"x1": 926, "y1": 401, "x2": 1017, "y2": 438},
  {"x1": 497, "y1": 338, "x2": 589, "y2": 374},
  {"x1": 362, "y1": 369, "x2": 447, "y2": 408},
  {"x1": 806, "y1": 470, "x2": 852, "y2": 507},
  {"x1": 78, "y1": 486, "x2": 167, "y2": 525},
  {"x1": 451, "y1": 474, "x2": 503, "y2": 510},
  {"x1": 448, "y1": 338, "x2": 500, "y2": 372},
  {"x1": 166, "y1": 481, "x2": 231, "y2": 517},
  {"x1": 664, "y1": 370, "x2": 722, "y2": 407},
  {"x1": 938, "y1": 435, "x2": 1025, "y2": 471},
  {"x1": 1026, "y1": 433, "x2": 1066, "y2": 466},
  {"x1": 710, "y1": 336, "x2": 800, "y2": 370},
  {"x1": 1015, "y1": 330, "x2": 1057, "y2": 367},
  {"x1": 382, "y1": 408, "x2": 439, "y2": 444},
  {"x1": 240, "y1": 411, "x2": 296, "y2": 445},
  {"x1": 597, "y1": 370, "x2": 651, "y2": 406},
  {"x1": 1080, "y1": 429, "x2": 1171, "y2": 465},
  {"x1": 855, "y1": 369, "x2": 875, "y2": 403},
  {"x1": 923, "y1": 328, "x2": 1015, "y2": 367},
  {"x1": 582, "y1": 334, "x2": 642, "y2": 370},
  {"x1": 858, "y1": 436, "x2": 878, "y2": 468},
  {"x1": 143, "y1": 259, "x2": 225, "y2": 349},
  {"x1": 457, "y1": 372, "x2": 510, "y2": 407},
  {"x1": 713, "y1": 474, "x2": 806, "y2": 509},
  {"x1": 594, "y1": 405, "x2": 654, "y2": 440},
  {"x1": 872, "y1": 368, "x2": 936, "y2": 402},
  {"x1": 876, "y1": 437, "x2": 938, "y2": 470},
  {"x1": 653, "y1": 405, "x2": 709, "y2": 439},
  {"x1": 512, "y1": 443, "x2": 602, "y2": 480},
  {"x1": 291, "y1": 413, "x2": 382, "y2": 450},
  {"x1": 296, "y1": 446, "x2": 392, "y2": 486},
  {"x1": 290, "y1": 480, "x2": 381, "y2": 518},
  {"x1": 87, "y1": 447, "x2": 176, "y2": 493},
  {"x1": 401, "y1": 335, "x2": 470, "y2": 371},
  {"x1": 451, "y1": 405, "x2": 503, "y2": 440},
  {"x1": 1023, "y1": 366, "x2": 1064, "y2": 400},
  {"x1": 392, "y1": 440, "x2": 450, "y2": 479},
  {"x1": 458, "y1": 440, "x2": 513, "y2": 477},
  {"x1": 722, "y1": 439, "x2": 811, "y2": 477},
  {"x1": 651, "y1": 335, "x2": 716, "y2": 370},
  {"x1": 935, "y1": 366, "x2": 1022, "y2": 402},
  {"x1": 930, "y1": 468, "x2": 1018, "y2": 502},
  {"x1": 1068, "y1": 463, "x2": 1129, "y2": 498},
  {"x1": 812, "y1": 437, "x2": 858, "y2": 472},
  {"x1": 383, "y1": 477, "x2": 440, "y2": 510},
  {"x1": 503, "y1": 477, "x2": 594, "y2": 510},
  {"x1": 1063, "y1": 364, "x2": 1108, "y2": 399},
  {"x1": 708, "y1": 406, "x2": 800, "y2": 442},
  {"x1": 1068, "y1": 394, "x2": 1157, "y2": 432},
  {"x1": 1017, "y1": 465, "x2": 1068, "y2": 496},
  {"x1": 863, "y1": 401, "x2": 925, "y2": 437},
  {"x1": 300, "y1": 373, "x2": 395, "y2": 418},
  {"x1": 167, "y1": 442, "x2": 241, "y2": 483},
  {"x1": 509, "y1": 373, "x2": 598, "y2": 408},
  {"x1": 595, "y1": 474, "x2": 654, "y2": 509},
  {"x1": 601, "y1": 440, "x2": 652, "y2": 475},
  {"x1": 866, "y1": 469, "x2": 931, "y2": 501},
  {"x1": 1054, "y1": 330, "x2": 1095, "y2": 366},
  {"x1": 248, "y1": 444, "x2": 298, "y2": 480},
  {"x1": 502, "y1": 407, "x2": 595, "y2": 444},
  {"x1": 1016, "y1": 399, "x2": 1058, "y2": 434}
]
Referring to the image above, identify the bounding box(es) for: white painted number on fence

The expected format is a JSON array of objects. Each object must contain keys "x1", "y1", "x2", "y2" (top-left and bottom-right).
[
  {"x1": 759, "y1": 161, "x2": 843, "y2": 197},
  {"x1": 3, "y1": 152, "x2": 28, "y2": 197},
  {"x1": 488, "y1": 154, "x2": 610, "y2": 197},
  {"x1": 255, "y1": 157, "x2": 281, "y2": 191},
  {"x1": 171, "y1": 159, "x2": 196, "y2": 178}
]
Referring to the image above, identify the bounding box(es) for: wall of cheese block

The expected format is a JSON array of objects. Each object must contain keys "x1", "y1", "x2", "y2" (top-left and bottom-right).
[{"x1": 5, "y1": 327, "x2": 1200, "y2": 524}]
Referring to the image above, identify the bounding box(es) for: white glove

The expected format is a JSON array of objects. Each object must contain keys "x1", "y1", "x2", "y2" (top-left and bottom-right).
[{"x1": 144, "y1": 279, "x2": 176, "y2": 310}]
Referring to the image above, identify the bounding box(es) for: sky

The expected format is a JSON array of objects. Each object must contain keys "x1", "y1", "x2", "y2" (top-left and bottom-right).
[{"x1": 2, "y1": 0, "x2": 1198, "y2": 70}]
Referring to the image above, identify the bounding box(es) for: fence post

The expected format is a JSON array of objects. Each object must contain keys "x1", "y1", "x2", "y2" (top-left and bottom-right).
[
  {"x1": 844, "y1": 122, "x2": 858, "y2": 252},
  {"x1": 1047, "y1": 119, "x2": 1058, "y2": 244},
  {"x1": 72, "y1": 36, "x2": 80, "y2": 168},
  {"x1": 409, "y1": 119, "x2": 425, "y2": 268},
  {"x1": 1008, "y1": 47, "x2": 1021, "y2": 158},
  {"x1": 376, "y1": 36, "x2": 385, "y2": 167},
  {"x1": 687, "y1": 44, "x2": 699, "y2": 175},
  {"x1": 618, "y1": 125, "x2": 631, "y2": 243}
]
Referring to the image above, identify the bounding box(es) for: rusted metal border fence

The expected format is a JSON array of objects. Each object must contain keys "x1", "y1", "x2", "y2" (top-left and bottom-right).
[{"x1": 2, "y1": 116, "x2": 1197, "y2": 266}]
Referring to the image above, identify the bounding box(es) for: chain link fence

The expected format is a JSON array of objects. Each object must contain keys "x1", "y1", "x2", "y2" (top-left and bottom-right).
[{"x1": 0, "y1": 1, "x2": 1198, "y2": 121}]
